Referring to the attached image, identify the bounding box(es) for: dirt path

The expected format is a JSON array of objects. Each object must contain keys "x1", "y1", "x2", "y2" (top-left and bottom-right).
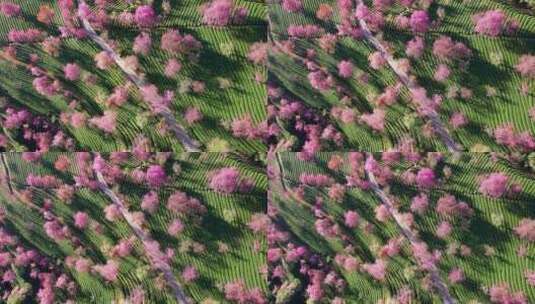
[
  {"x1": 93, "y1": 166, "x2": 190, "y2": 304},
  {"x1": 354, "y1": 1, "x2": 461, "y2": 153},
  {"x1": 0, "y1": 153, "x2": 14, "y2": 195},
  {"x1": 76, "y1": 1, "x2": 201, "y2": 152},
  {"x1": 366, "y1": 164, "x2": 456, "y2": 304}
]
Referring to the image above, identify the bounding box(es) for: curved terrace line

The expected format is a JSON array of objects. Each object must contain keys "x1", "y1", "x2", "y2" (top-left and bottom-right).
[
  {"x1": 365, "y1": 162, "x2": 456, "y2": 304},
  {"x1": 93, "y1": 166, "x2": 190, "y2": 304},
  {"x1": 354, "y1": 1, "x2": 461, "y2": 153},
  {"x1": 76, "y1": 0, "x2": 201, "y2": 152}
]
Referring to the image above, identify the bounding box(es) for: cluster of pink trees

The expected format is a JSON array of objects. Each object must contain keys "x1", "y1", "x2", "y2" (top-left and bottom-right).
[
  {"x1": 0, "y1": 0, "x2": 268, "y2": 151},
  {"x1": 0, "y1": 208, "x2": 78, "y2": 304},
  {"x1": 0, "y1": 152, "x2": 268, "y2": 303},
  {"x1": 268, "y1": 0, "x2": 535, "y2": 153},
  {"x1": 268, "y1": 152, "x2": 534, "y2": 303}
]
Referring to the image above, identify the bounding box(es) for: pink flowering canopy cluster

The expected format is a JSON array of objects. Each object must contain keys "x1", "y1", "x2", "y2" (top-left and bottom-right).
[
  {"x1": 1, "y1": 1, "x2": 535, "y2": 303},
  {"x1": 268, "y1": 152, "x2": 535, "y2": 302},
  {"x1": 268, "y1": 0, "x2": 535, "y2": 153},
  {"x1": 0, "y1": 0, "x2": 267, "y2": 153},
  {"x1": 0, "y1": 152, "x2": 267, "y2": 303}
]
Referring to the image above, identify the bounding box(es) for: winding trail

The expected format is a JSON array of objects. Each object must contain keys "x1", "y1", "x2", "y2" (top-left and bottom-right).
[
  {"x1": 93, "y1": 166, "x2": 190, "y2": 304},
  {"x1": 365, "y1": 161, "x2": 456, "y2": 304},
  {"x1": 77, "y1": 1, "x2": 200, "y2": 152},
  {"x1": 354, "y1": 1, "x2": 461, "y2": 152}
]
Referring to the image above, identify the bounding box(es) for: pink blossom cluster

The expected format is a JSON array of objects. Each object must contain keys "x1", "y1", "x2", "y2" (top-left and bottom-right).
[
  {"x1": 181, "y1": 265, "x2": 199, "y2": 283},
  {"x1": 93, "y1": 260, "x2": 120, "y2": 282},
  {"x1": 248, "y1": 213, "x2": 270, "y2": 234},
  {"x1": 478, "y1": 172, "x2": 509, "y2": 198},
  {"x1": 145, "y1": 165, "x2": 167, "y2": 187},
  {"x1": 308, "y1": 70, "x2": 334, "y2": 91},
  {"x1": 166, "y1": 191, "x2": 207, "y2": 216},
  {"x1": 3, "y1": 108, "x2": 31, "y2": 129},
  {"x1": 376, "y1": 84, "x2": 401, "y2": 106},
  {"x1": 33, "y1": 76, "x2": 60, "y2": 97},
  {"x1": 73, "y1": 212, "x2": 89, "y2": 229},
  {"x1": 37, "y1": 5, "x2": 55, "y2": 25},
  {"x1": 516, "y1": 55, "x2": 535, "y2": 78},
  {"x1": 44, "y1": 220, "x2": 68, "y2": 241},
  {"x1": 360, "y1": 109, "x2": 386, "y2": 132},
  {"x1": 410, "y1": 193, "x2": 429, "y2": 214},
  {"x1": 415, "y1": 167, "x2": 436, "y2": 188},
  {"x1": 410, "y1": 10, "x2": 430, "y2": 33},
  {"x1": 361, "y1": 259, "x2": 387, "y2": 281},
  {"x1": 184, "y1": 107, "x2": 203, "y2": 124},
  {"x1": 26, "y1": 174, "x2": 60, "y2": 188},
  {"x1": 449, "y1": 112, "x2": 468, "y2": 129},
  {"x1": 406, "y1": 36, "x2": 425, "y2": 59},
  {"x1": 141, "y1": 191, "x2": 159, "y2": 213},
  {"x1": 448, "y1": 267, "x2": 465, "y2": 284},
  {"x1": 112, "y1": 239, "x2": 134, "y2": 258},
  {"x1": 489, "y1": 283, "x2": 527, "y2": 304},
  {"x1": 411, "y1": 241, "x2": 441, "y2": 271},
  {"x1": 0, "y1": 2, "x2": 21, "y2": 17},
  {"x1": 299, "y1": 173, "x2": 334, "y2": 187},
  {"x1": 63, "y1": 63, "x2": 81, "y2": 81},
  {"x1": 473, "y1": 10, "x2": 518, "y2": 36},
  {"x1": 432, "y1": 36, "x2": 472, "y2": 62},
  {"x1": 314, "y1": 218, "x2": 340, "y2": 238},
  {"x1": 231, "y1": 116, "x2": 268, "y2": 140},
  {"x1": 167, "y1": 219, "x2": 184, "y2": 236},
  {"x1": 248, "y1": 42, "x2": 268, "y2": 65},
  {"x1": 94, "y1": 51, "x2": 115, "y2": 70},
  {"x1": 436, "y1": 194, "x2": 473, "y2": 218},
  {"x1": 514, "y1": 218, "x2": 535, "y2": 242},
  {"x1": 316, "y1": 4, "x2": 333, "y2": 21},
  {"x1": 287, "y1": 24, "x2": 323, "y2": 38},
  {"x1": 494, "y1": 124, "x2": 535, "y2": 152},
  {"x1": 134, "y1": 5, "x2": 157, "y2": 27},
  {"x1": 140, "y1": 84, "x2": 174, "y2": 112},
  {"x1": 201, "y1": 0, "x2": 248, "y2": 26},
  {"x1": 133, "y1": 32, "x2": 152, "y2": 55},
  {"x1": 434, "y1": 64, "x2": 451, "y2": 82},
  {"x1": 208, "y1": 167, "x2": 254, "y2": 193},
  {"x1": 337, "y1": 60, "x2": 354, "y2": 78},
  {"x1": 8, "y1": 29, "x2": 44, "y2": 43},
  {"x1": 106, "y1": 85, "x2": 129, "y2": 107},
  {"x1": 160, "y1": 30, "x2": 202, "y2": 55},
  {"x1": 436, "y1": 221, "x2": 453, "y2": 239},
  {"x1": 164, "y1": 59, "x2": 182, "y2": 77},
  {"x1": 368, "y1": 51, "x2": 387, "y2": 70},
  {"x1": 224, "y1": 280, "x2": 266, "y2": 304},
  {"x1": 89, "y1": 111, "x2": 117, "y2": 134},
  {"x1": 282, "y1": 0, "x2": 302, "y2": 12}
]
